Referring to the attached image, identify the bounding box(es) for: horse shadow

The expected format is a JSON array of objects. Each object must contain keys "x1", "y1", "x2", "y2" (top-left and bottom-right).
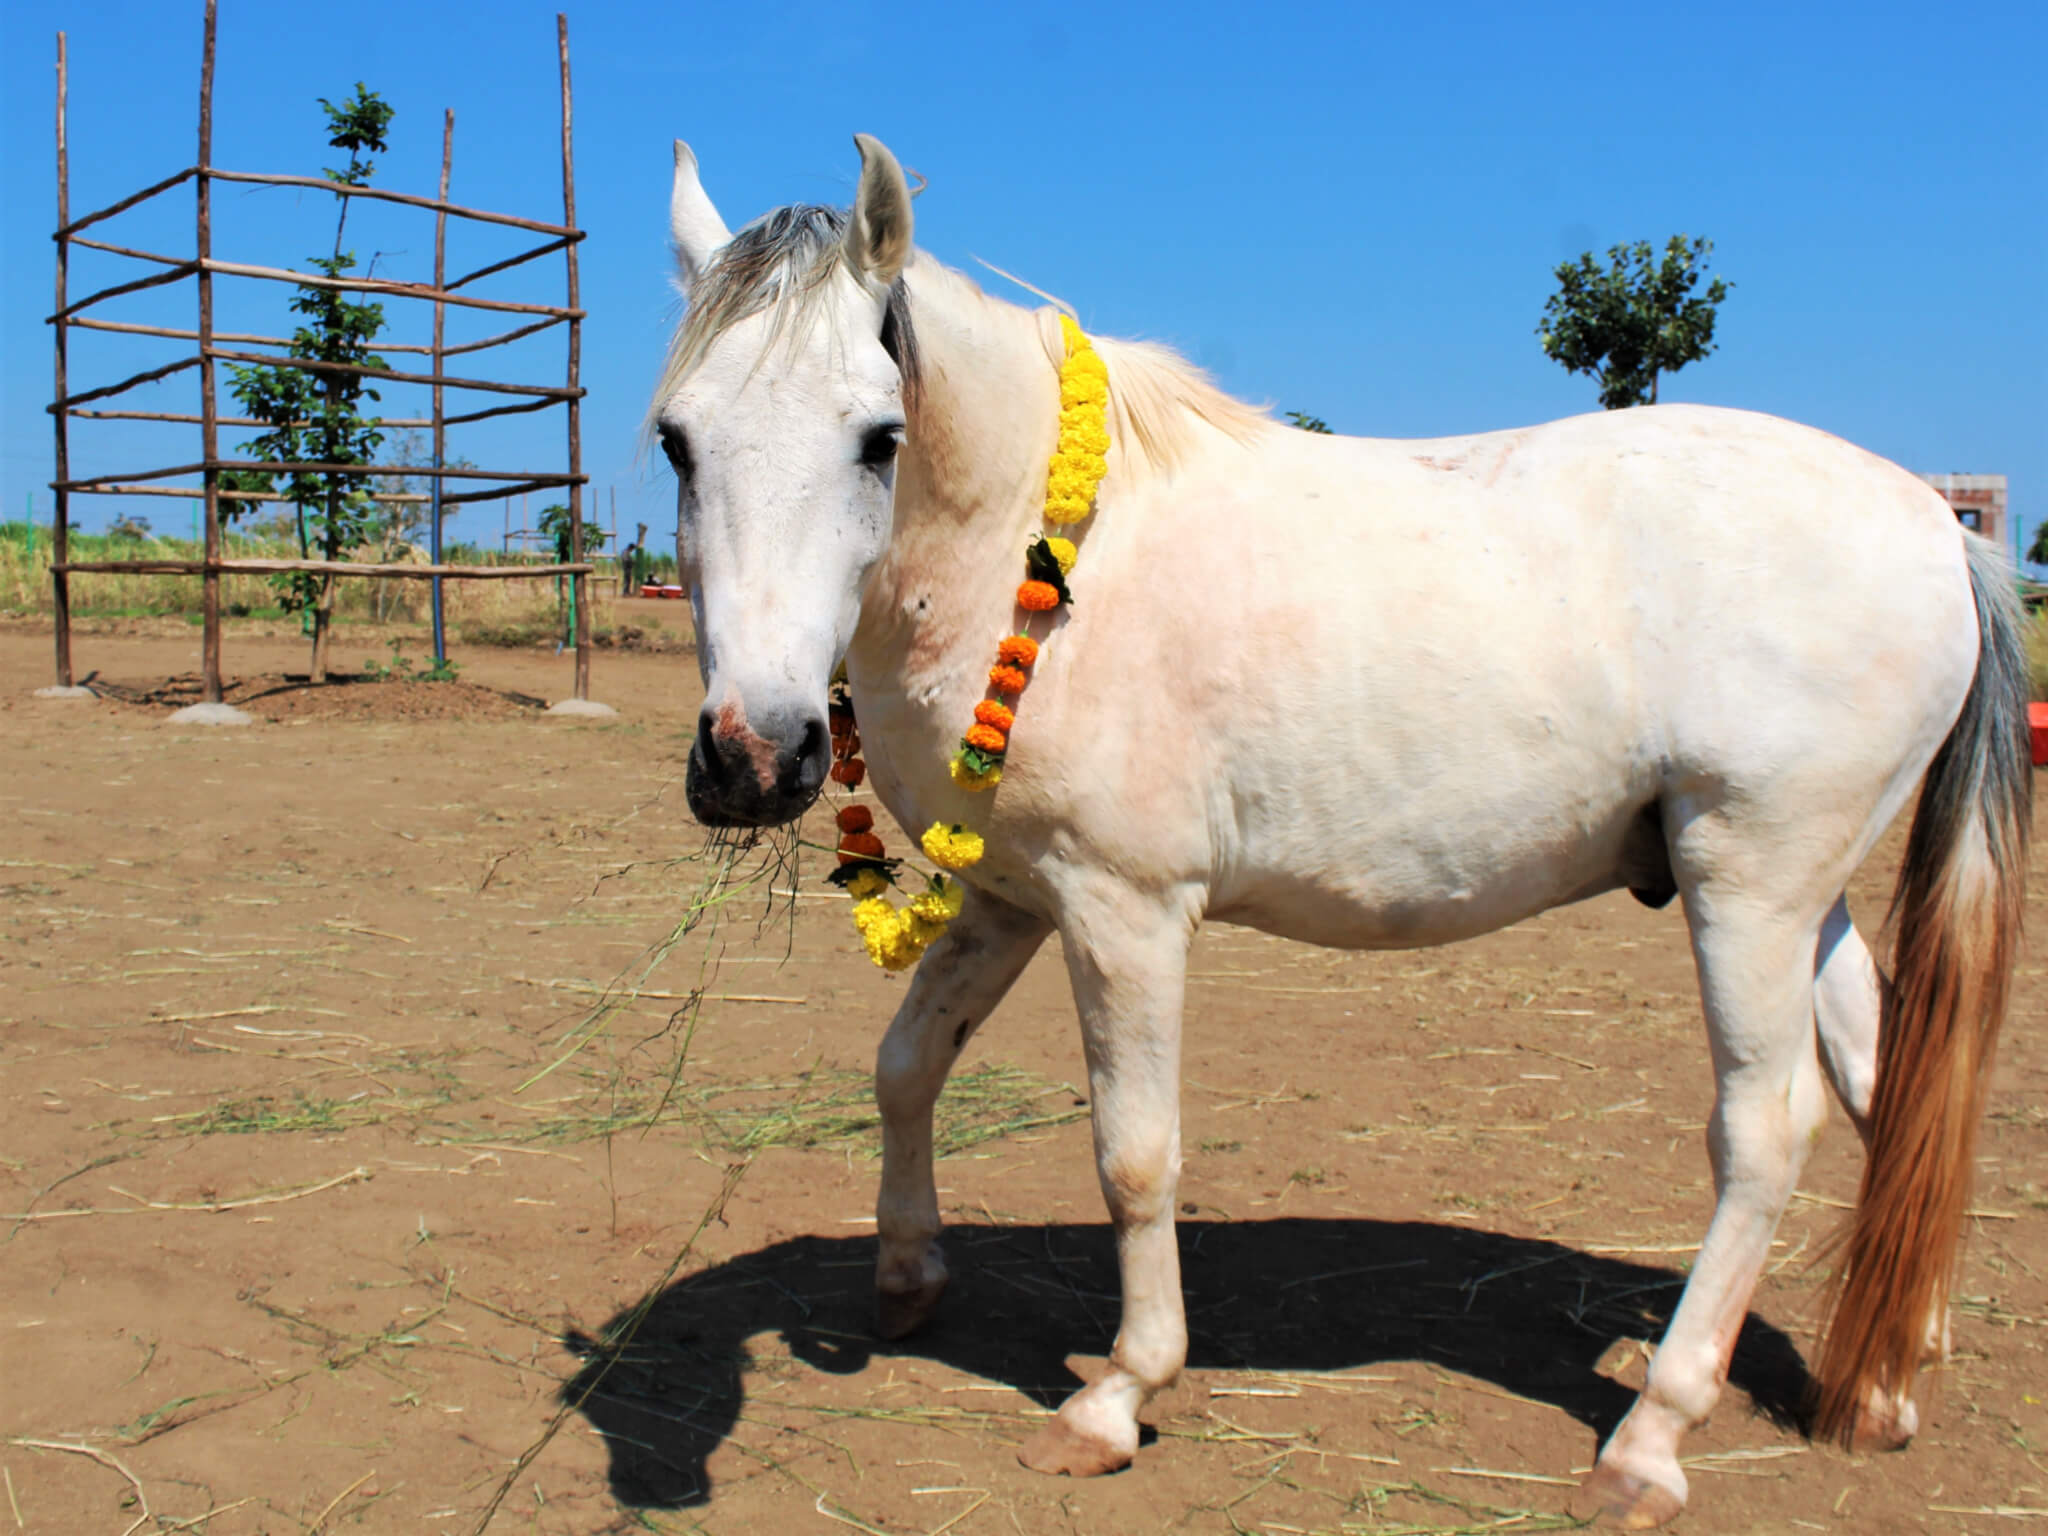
[{"x1": 560, "y1": 1218, "x2": 1813, "y2": 1510}]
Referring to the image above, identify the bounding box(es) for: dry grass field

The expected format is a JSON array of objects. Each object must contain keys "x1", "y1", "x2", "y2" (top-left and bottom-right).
[{"x1": 3, "y1": 623, "x2": 2045, "y2": 1535}]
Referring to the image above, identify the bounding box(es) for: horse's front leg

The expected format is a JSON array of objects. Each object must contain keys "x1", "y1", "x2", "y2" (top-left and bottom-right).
[
  {"x1": 1021, "y1": 892, "x2": 1193, "y2": 1477},
  {"x1": 875, "y1": 887, "x2": 1051, "y2": 1339}
]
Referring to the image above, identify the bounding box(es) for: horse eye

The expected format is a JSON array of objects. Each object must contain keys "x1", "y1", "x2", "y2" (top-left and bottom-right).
[
  {"x1": 659, "y1": 424, "x2": 693, "y2": 481},
  {"x1": 859, "y1": 424, "x2": 903, "y2": 470}
]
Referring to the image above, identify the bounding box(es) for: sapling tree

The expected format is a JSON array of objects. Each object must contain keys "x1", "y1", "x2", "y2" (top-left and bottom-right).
[
  {"x1": 222, "y1": 83, "x2": 396, "y2": 682},
  {"x1": 1537, "y1": 236, "x2": 1730, "y2": 409},
  {"x1": 537, "y1": 503, "x2": 606, "y2": 646}
]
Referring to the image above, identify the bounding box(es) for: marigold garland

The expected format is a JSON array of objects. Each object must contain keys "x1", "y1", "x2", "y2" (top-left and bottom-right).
[{"x1": 834, "y1": 317, "x2": 1108, "y2": 969}]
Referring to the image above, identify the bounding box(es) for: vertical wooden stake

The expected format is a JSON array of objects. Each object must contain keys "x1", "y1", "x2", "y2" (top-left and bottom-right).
[
  {"x1": 196, "y1": 0, "x2": 223, "y2": 702},
  {"x1": 430, "y1": 108, "x2": 453, "y2": 666},
  {"x1": 557, "y1": 12, "x2": 588, "y2": 701},
  {"x1": 51, "y1": 31, "x2": 73, "y2": 689}
]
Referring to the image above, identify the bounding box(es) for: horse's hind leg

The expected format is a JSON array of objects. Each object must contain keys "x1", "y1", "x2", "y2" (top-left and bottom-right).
[
  {"x1": 875, "y1": 889, "x2": 1051, "y2": 1339},
  {"x1": 1815, "y1": 894, "x2": 1879, "y2": 1142},
  {"x1": 1576, "y1": 882, "x2": 1833, "y2": 1527}
]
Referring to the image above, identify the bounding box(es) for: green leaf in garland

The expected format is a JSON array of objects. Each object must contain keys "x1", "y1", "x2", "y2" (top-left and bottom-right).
[
  {"x1": 826, "y1": 857, "x2": 902, "y2": 889},
  {"x1": 957, "y1": 742, "x2": 1004, "y2": 775},
  {"x1": 1024, "y1": 537, "x2": 1074, "y2": 606}
]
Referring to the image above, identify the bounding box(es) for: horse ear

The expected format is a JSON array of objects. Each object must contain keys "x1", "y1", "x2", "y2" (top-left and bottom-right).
[
  {"x1": 670, "y1": 140, "x2": 731, "y2": 284},
  {"x1": 845, "y1": 133, "x2": 912, "y2": 286}
]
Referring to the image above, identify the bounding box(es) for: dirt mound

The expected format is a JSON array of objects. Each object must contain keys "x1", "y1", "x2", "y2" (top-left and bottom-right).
[{"x1": 88, "y1": 670, "x2": 547, "y2": 722}]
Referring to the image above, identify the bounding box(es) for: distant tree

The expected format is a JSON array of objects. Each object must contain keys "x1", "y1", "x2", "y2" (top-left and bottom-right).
[
  {"x1": 1537, "y1": 236, "x2": 1730, "y2": 409},
  {"x1": 2026, "y1": 521, "x2": 2048, "y2": 567},
  {"x1": 537, "y1": 503, "x2": 606, "y2": 563},
  {"x1": 537, "y1": 503, "x2": 606, "y2": 646},
  {"x1": 221, "y1": 83, "x2": 396, "y2": 683},
  {"x1": 1284, "y1": 410, "x2": 1333, "y2": 434}
]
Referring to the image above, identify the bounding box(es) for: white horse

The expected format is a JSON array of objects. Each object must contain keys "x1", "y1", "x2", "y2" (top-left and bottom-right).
[{"x1": 654, "y1": 134, "x2": 2029, "y2": 1527}]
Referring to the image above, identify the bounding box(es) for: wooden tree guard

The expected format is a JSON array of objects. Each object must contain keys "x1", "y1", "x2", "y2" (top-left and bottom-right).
[{"x1": 46, "y1": 1, "x2": 591, "y2": 700}]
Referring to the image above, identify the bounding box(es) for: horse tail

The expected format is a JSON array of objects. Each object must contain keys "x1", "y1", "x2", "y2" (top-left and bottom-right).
[{"x1": 1813, "y1": 531, "x2": 2032, "y2": 1445}]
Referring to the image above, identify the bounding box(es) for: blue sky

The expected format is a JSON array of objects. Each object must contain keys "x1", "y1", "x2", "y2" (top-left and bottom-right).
[{"x1": 3, "y1": 1, "x2": 2042, "y2": 564}]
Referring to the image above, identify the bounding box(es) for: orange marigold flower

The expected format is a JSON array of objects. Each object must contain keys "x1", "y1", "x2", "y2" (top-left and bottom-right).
[
  {"x1": 1017, "y1": 579, "x2": 1060, "y2": 612},
  {"x1": 832, "y1": 731, "x2": 860, "y2": 761},
  {"x1": 837, "y1": 830, "x2": 886, "y2": 860},
  {"x1": 830, "y1": 758, "x2": 867, "y2": 787},
  {"x1": 828, "y1": 704, "x2": 855, "y2": 735},
  {"x1": 964, "y1": 723, "x2": 1007, "y2": 754},
  {"x1": 835, "y1": 805, "x2": 874, "y2": 834},
  {"x1": 988, "y1": 664, "x2": 1028, "y2": 694},
  {"x1": 973, "y1": 700, "x2": 1015, "y2": 732},
  {"x1": 997, "y1": 635, "x2": 1039, "y2": 667}
]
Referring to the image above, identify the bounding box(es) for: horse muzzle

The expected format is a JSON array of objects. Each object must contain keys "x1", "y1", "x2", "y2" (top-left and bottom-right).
[{"x1": 685, "y1": 699, "x2": 830, "y2": 828}]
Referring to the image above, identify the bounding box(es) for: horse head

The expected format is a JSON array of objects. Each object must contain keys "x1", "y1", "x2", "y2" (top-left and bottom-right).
[{"x1": 655, "y1": 135, "x2": 917, "y2": 827}]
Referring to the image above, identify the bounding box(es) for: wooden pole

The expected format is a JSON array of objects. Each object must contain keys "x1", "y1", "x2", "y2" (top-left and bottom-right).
[
  {"x1": 201, "y1": 167, "x2": 581, "y2": 238},
  {"x1": 51, "y1": 32, "x2": 74, "y2": 689},
  {"x1": 197, "y1": 0, "x2": 222, "y2": 703},
  {"x1": 559, "y1": 14, "x2": 588, "y2": 701},
  {"x1": 53, "y1": 165, "x2": 198, "y2": 241},
  {"x1": 431, "y1": 108, "x2": 453, "y2": 666},
  {"x1": 57, "y1": 557, "x2": 594, "y2": 580}
]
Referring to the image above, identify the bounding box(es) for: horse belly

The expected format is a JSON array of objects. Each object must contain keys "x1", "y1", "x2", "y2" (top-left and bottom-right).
[{"x1": 1207, "y1": 769, "x2": 1657, "y2": 948}]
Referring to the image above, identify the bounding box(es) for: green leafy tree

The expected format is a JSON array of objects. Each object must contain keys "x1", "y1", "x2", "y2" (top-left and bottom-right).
[
  {"x1": 537, "y1": 503, "x2": 605, "y2": 563},
  {"x1": 536, "y1": 503, "x2": 605, "y2": 647},
  {"x1": 1538, "y1": 236, "x2": 1731, "y2": 409},
  {"x1": 1284, "y1": 411, "x2": 1333, "y2": 434},
  {"x1": 222, "y1": 84, "x2": 395, "y2": 682}
]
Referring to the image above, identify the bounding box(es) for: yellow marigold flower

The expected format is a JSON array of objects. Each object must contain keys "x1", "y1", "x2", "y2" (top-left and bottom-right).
[
  {"x1": 853, "y1": 901, "x2": 930, "y2": 970},
  {"x1": 950, "y1": 754, "x2": 1003, "y2": 791},
  {"x1": 901, "y1": 912, "x2": 948, "y2": 949},
  {"x1": 922, "y1": 822, "x2": 985, "y2": 869},
  {"x1": 910, "y1": 878, "x2": 967, "y2": 923},
  {"x1": 845, "y1": 867, "x2": 889, "y2": 900},
  {"x1": 861, "y1": 911, "x2": 908, "y2": 969},
  {"x1": 1043, "y1": 538, "x2": 1078, "y2": 576}
]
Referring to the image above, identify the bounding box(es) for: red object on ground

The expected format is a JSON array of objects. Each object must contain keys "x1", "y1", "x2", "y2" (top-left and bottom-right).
[
  {"x1": 640, "y1": 583, "x2": 687, "y2": 600},
  {"x1": 2030, "y1": 702, "x2": 2048, "y2": 767}
]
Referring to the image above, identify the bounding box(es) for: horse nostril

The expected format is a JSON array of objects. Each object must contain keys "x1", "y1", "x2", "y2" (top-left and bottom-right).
[
  {"x1": 693, "y1": 707, "x2": 724, "y2": 784},
  {"x1": 786, "y1": 714, "x2": 830, "y2": 799}
]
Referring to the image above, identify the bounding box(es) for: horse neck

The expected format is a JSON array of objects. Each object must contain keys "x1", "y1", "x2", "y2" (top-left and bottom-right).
[{"x1": 849, "y1": 258, "x2": 1060, "y2": 680}]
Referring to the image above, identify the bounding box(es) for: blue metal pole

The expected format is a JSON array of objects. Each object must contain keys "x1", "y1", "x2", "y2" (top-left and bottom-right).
[{"x1": 430, "y1": 467, "x2": 445, "y2": 664}]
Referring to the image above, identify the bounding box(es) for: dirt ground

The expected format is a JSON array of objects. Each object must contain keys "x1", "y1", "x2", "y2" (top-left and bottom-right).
[{"x1": 3, "y1": 621, "x2": 2045, "y2": 1536}]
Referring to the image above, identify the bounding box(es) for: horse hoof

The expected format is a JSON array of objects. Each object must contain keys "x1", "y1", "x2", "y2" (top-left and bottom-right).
[
  {"x1": 875, "y1": 1272, "x2": 948, "y2": 1341},
  {"x1": 1850, "y1": 1394, "x2": 1918, "y2": 1453},
  {"x1": 1570, "y1": 1461, "x2": 1685, "y2": 1529},
  {"x1": 1018, "y1": 1415, "x2": 1133, "y2": 1478}
]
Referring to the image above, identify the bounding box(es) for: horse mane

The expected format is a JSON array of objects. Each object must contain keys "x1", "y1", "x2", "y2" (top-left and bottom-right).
[
  {"x1": 649, "y1": 204, "x2": 920, "y2": 429},
  {"x1": 650, "y1": 200, "x2": 1270, "y2": 484},
  {"x1": 1063, "y1": 324, "x2": 1275, "y2": 481}
]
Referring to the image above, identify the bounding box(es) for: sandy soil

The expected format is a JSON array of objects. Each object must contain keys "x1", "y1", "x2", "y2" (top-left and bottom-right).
[{"x1": 2, "y1": 623, "x2": 2044, "y2": 1535}]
